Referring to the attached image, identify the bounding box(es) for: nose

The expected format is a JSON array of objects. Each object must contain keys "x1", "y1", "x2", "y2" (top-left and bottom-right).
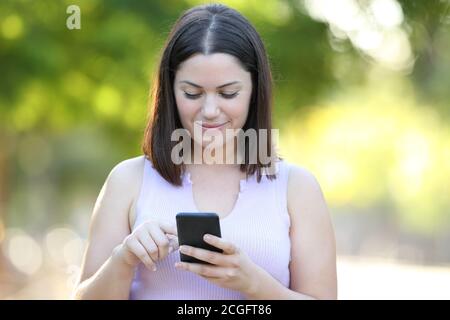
[{"x1": 201, "y1": 94, "x2": 220, "y2": 119}]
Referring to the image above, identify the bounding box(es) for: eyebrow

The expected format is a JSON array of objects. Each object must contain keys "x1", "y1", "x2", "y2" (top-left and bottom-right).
[{"x1": 178, "y1": 80, "x2": 241, "y2": 89}]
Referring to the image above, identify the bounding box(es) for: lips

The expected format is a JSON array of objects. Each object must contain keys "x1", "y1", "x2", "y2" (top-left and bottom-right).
[{"x1": 199, "y1": 121, "x2": 229, "y2": 129}]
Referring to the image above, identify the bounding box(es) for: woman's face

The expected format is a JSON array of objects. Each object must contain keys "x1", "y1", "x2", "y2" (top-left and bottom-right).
[{"x1": 174, "y1": 53, "x2": 252, "y2": 150}]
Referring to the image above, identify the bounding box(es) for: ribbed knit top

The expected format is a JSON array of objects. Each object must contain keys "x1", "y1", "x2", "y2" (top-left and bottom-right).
[{"x1": 129, "y1": 157, "x2": 292, "y2": 299}]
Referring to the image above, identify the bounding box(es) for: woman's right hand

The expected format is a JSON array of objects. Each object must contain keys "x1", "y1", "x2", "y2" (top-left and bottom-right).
[{"x1": 113, "y1": 220, "x2": 178, "y2": 271}]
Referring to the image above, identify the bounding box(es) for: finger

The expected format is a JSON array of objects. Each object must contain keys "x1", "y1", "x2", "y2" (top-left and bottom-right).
[
  {"x1": 137, "y1": 231, "x2": 159, "y2": 262},
  {"x1": 147, "y1": 223, "x2": 170, "y2": 260},
  {"x1": 127, "y1": 238, "x2": 156, "y2": 271},
  {"x1": 175, "y1": 262, "x2": 228, "y2": 278},
  {"x1": 179, "y1": 245, "x2": 228, "y2": 266},
  {"x1": 167, "y1": 234, "x2": 179, "y2": 251},
  {"x1": 203, "y1": 234, "x2": 237, "y2": 254},
  {"x1": 159, "y1": 221, "x2": 177, "y2": 236}
]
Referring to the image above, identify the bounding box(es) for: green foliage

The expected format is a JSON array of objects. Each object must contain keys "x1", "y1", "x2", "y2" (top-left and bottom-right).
[{"x1": 0, "y1": 0, "x2": 449, "y2": 236}]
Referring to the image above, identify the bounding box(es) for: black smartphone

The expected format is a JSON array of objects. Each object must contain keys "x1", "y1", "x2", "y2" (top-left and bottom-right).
[{"x1": 176, "y1": 212, "x2": 222, "y2": 264}]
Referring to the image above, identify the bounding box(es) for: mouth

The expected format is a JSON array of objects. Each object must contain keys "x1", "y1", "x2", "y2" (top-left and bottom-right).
[{"x1": 198, "y1": 121, "x2": 230, "y2": 129}]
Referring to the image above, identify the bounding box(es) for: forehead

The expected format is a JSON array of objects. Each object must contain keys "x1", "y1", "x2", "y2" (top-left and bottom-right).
[{"x1": 175, "y1": 53, "x2": 251, "y2": 87}]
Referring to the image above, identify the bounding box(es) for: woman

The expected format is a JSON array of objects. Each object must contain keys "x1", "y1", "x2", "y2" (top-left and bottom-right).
[{"x1": 74, "y1": 3, "x2": 337, "y2": 300}]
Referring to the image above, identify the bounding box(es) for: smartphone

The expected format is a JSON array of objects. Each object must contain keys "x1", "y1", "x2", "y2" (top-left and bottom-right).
[{"x1": 176, "y1": 212, "x2": 222, "y2": 264}]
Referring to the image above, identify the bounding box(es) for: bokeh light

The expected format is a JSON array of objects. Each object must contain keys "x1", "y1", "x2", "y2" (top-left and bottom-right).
[
  {"x1": 44, "y1": 227, "x2": 84, "y2": 269},
  {"x1": 2, "y1": 229, "x2": 42, "y2": 275}
]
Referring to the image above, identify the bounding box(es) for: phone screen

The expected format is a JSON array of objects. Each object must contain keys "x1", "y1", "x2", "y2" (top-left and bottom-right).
[{"x1": 176, "y1": 212, "x2": 222, "y2": 264}]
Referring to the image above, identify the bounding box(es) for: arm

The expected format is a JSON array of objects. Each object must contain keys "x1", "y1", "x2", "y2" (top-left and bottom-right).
[
  {"x1": 73, "y1": 245, "x2": 136, "y2": 300},
  {"x1": 72, "y1": 157, "x2": 144, "y2": 300},
  {"x1": 246, "y1": 165, "x2": 337, "y2": 300}
]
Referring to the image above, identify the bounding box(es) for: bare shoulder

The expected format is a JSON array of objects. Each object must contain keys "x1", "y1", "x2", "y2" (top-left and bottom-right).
[
  {"x1": 78, "y1": 155, "x2": 146, "y2": 283},
  {"x1": 105, "y1": 155, "x2": 145, "y2": 201},
  {"x1": 107, "y1": 155, "x2": 146, "y2": 227},
  {"x1": 287, "y1": 164, "x2": 327, "y2": 215},
  {"x1": 108, "y1": 155, "x2": 145, "y2": 186},
  {"x1": 91, "y1": 155, "x2": 146, "y2": 230}
]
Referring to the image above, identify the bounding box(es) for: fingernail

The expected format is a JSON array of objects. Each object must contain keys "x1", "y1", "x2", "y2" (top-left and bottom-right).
[
  {"x1": 179, "y1": 246, "x2": 186, "y2": 253},
  {"x1": 204, "y1": 234, "x2": 211, "y2": 241},
  {"x1": 152, "y1": 266, "x2": 157, "y2": 271}
]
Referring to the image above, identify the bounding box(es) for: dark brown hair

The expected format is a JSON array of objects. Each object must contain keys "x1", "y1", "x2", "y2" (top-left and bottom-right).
[{"x1": 142, "y1": 3, "x2": 279, "y2": 186}]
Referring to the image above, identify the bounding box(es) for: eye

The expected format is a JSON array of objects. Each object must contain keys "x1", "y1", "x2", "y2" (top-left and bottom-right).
[
  {"x1": 184, "y1": 92, "x2": 202, "y2": 99},
  {"x1": 220, "y1": 92, "x2": 239, "y2": 99}
]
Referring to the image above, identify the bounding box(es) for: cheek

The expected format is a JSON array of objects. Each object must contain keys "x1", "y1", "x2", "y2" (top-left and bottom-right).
[
  {"x1": 227, "y1": 95, "x2": 251, "y2": 124},
  {"x1": 175, "y1": 95, "x2": 198, "y2": 122}
]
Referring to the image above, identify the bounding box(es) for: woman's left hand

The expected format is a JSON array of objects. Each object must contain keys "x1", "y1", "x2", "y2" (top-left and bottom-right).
[{"x1": 174, "y1": 234, "x2": 263, "y2": 296}]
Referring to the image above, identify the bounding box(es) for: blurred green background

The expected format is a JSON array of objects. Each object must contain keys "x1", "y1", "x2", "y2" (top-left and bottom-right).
[{"x1": 0, "y1": 0, "x2": 449, "y2": 299}]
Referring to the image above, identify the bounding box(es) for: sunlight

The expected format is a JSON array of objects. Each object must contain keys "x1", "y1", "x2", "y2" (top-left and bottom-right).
[
  {"x1": 302, "y1": 0, "x2": 413, "y2": 71},
  {"x1": 280, "y1": 78, "x2": 450, "y2": 233}
]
